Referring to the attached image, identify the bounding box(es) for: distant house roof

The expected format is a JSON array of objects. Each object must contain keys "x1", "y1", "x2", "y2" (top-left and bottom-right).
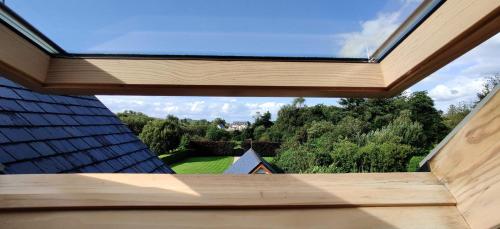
[
  {"x1": 224, "y1": 148, "x2": 275, "y2": 174},
  {"x1": 0, "y1": 77, "x2": 173, "y2": 174}
]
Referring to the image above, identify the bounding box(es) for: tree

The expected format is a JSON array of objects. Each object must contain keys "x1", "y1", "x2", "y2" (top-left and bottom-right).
[
  {"x1": 205, "y1": 125, "x2": 230, "y2": 141},
  {"x1": 476, "y1": 73, "x2": 499, "y2": 103},
  {"x1": 254, "y1": 111, "x2": 273, "y2": 128},
  {"x1": 274, "y1": 145, "x2": 316, "y2": 173},
  {"x1": 212, "y1": 118, "x2": 226, "y2": 127},
  {"x1": 139, "y1": 118, "x2": 182, "y2": 155},
  {"x1": 406, "y1": 91, "x2": 449, "y2": 148},
  {"x1": 116, "y1": 110, "x2": 154, "y2": 135},
  {"x1": 443, "y1": 102, "x2": 471, "y2": 129},
  {"x1": 292, "y1": 97, "x2": 305, "y2": 108}
]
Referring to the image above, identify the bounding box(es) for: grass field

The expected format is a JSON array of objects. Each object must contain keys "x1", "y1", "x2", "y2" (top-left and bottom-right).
[
  {"x1": 262, "y1": 157, "x2": 274, "y2": 163},
  {"x1": 170, "y1": 156, "x2": 234, "y2": 174}
]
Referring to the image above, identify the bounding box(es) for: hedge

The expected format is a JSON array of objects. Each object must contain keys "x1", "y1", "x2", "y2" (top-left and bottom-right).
[{"x1": 188, "y1": 140, "x2": 279, "y2": 157}]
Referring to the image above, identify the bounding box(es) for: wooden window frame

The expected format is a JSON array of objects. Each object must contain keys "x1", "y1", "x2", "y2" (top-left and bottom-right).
[{"x1": 0, "y1": 0, "x2": 498, "y2": 97}]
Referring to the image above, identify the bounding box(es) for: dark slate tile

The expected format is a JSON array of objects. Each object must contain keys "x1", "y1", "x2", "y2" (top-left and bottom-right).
[
  {"x1": 63, "y1": 126, "x2": 85, "y2": 137},
  {"x1": 0, "y1": 113, "x2": 15, "y2": 126},
  {"x1": 7, "y1": 113, "x2": 31, "y2": 126},
  {"x1": 106, "y1": 159, "x2": 123, "y2": 171},
  {"x1": 38, "y1": 103, "x2": 60, "y2": 113},
  {"x1": 0, "y1": 132, "x2": 9, "y2": 144},
  {"x1": 0, "y1": 148, "x2": 16, "y2": 163},
  {"x1": 33, "y1": 93, "x2": 56, "y2": 103},
  {"x1": 42, "y1": 114, "x2": 66, "y2": 125},
  {"x1": 68, "y1": 138, "x2": 91, "y2": 150},
  {"x1": 16, "y1": 101, "x2": 45, "y2": 112},
  {"x1": 87, "y1": 148, "x2": 109, "y2": 161},
  {"x1": 5, "y1": 161, "x2": 43, "y2": 174},
  {"x1": 0, "y1": 78, "x2": 22, "y2": 88},
  {"x1": 2, "y1": 143, "x2": 40, "y2": 160},
  {"x1": 51, "y1": 156, "x2": 74, "y2": 171},
  {"x1": 0, "y1": 127, "x2": 34, "y2": 142},
  {"x1": 48, "y1": 127, "x2": 71, "y2": 139},
  {"x1": 20, "y1": 113, "x2": 51, "y2": 126},
  {"x1": 95, "y1": 135, "x2": 112, "y2": 146},
  {"x1": 47, "y1": 139, "x2": 77, "y2": 153},
  {"x1": 25, "y1": 127, "x2": 55, "y2": 140},
  {"x1": 0, "y1": 99, "x2": 24, "y2": 112},
  {"x1": 80, "y1": 165, "x2": 102, "y2": 173},
  {"x1": 71, "y1": 151, "x2": 93, "y2": 165},
  {"x1": 81, "y1": 137, "x2": 102, "y2": 148},
  {"x1": 65, "y1": 153, "x2": 87, "y2": 167},
  {"x1": 0, "y1": 87, "x2": 21, "y2": 99},
  {"x1": 117, "y1": 155, "x2": 135, "y2": 167},
  {"x1": 151, "y1": 158, "x2": 164, "y2": 167},
  {"x1": 14, "y1": 89, "x2": 40, "y2": 101},
  {"x1": 29, "y1": 142, "x2": 56, "y2": 156},
  {"x1": 51, "y1": 104, "x2": 73, "y2": 114},
  {"x1": 57, "y1": 115, "x2": 79, "y2": 125},
  {"x1": 95, "y1": 161, "x2": 114, "y2": 172},
  {"x1": 33, "y1": 158, "x2": 60, "y2": 173}
]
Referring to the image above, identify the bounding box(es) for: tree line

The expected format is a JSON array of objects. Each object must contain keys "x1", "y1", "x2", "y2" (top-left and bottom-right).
[{"x1": 117, "y1": 75, "x2": 499, "y2": 173}]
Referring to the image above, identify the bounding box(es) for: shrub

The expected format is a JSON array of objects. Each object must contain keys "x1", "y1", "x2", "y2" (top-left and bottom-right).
[
  {"x1": 274, "y1": 146, "x2": 316, "y2": 173},
  {"x1": 205, "y1": 125, "x2": 230, "y2": 141},
  {"x1": 116, "y1": 110, "x2": 154, "y2": 135},
  {"x1": 140, "y1": 118, "x2": 182, "y2": 155},
  {"x1": 357, "y1": 142, "x2": 412, "y2": 172},
  {"x1": 330, "y1": 140, "x2": 361, "y2": 172},
  {"x1": 407, "y1": 156, "x2": 425, "y2": 172}
]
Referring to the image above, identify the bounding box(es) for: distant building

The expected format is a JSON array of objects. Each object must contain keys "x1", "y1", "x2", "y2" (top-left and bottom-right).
[
  {"x1": 227, "y1": 121, "x2": 248, "y2": 131},
  {"x1": 224, "y1": 148, "x2": 275, "y2": 174}
]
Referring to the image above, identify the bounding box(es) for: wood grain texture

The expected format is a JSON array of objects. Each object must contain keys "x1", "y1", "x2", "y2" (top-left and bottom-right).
[
  {"x1": 46, "y1": 58, "x2": 383, "y2": 87},
  {"x1": 0, "y1": 207, "x2": 470, "y2": 229},
  {"x1": 0, "y1": 173, "x2": 455, "y2": 210},
  {"x1": 42, "y1": 58, "x2": 386, "y2": 97},
  {"x1": 381, "y1": 0, "x2": 500, "y2": 94},
  {"x1": 429, "y1": 89, "x2": 500, "y2": 229},
  {"x1": 0, "y1": 23, "x2": 49, "y2": 84}
]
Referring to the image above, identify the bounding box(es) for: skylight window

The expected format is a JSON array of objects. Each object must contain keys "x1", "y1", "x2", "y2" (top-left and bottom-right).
[{"x1": 3, "y1": 0, "x2": 442, "y2": 60}]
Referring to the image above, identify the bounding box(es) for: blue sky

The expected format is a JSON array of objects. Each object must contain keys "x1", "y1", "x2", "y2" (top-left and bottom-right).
[{"x1": 7, "y1": 0, "x2": 500, "y2": 121}]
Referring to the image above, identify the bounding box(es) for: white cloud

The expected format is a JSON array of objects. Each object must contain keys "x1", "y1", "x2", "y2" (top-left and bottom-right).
[
  {"x1": 337, "y1": 0, "x2": 423, "y2": 57},
  {"x1": 338, "y1": 12, "x2": 400, "y2": 57},
  {"x1": 187, "y1": 101, "x2": 205, "y2": 113},
  {"x1": 245, "y1": 102, "x2": 286, "y2": 116},
  {"x1": 412, "y1": 34, "x2": 500, "y2": 110},
  {"x1": 428, "y1": 79, "x2": 485, "y2": 102}
]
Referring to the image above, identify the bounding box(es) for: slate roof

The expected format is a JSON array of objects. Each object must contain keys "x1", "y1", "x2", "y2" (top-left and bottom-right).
[
  {"x1": 0, "y1": 76, "x2": 173, "y2": 174},
  {"x1": 224, "y1": 148, "x2": 275, "y2": 174}
]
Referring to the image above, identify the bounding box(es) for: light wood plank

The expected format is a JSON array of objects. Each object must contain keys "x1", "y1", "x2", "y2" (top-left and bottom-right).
[
  {"x1": 429, "y1": 88, "x2": 500, "y2": 229},
  {"x1": 381, "y1": 0, "x2": 500, "y2": 94},
  {"x1": 0, "y1": 207, "x2": 469, "y2": 229},
  {"x1": 44, "y1": 58, "x2": 385, "y2": 97},
  {"x1": 0, "y1": 23, "x2": 49, "y2": 86},
  {"x1": 0, "y1": 173, "x2": 454, "y2": 210}
]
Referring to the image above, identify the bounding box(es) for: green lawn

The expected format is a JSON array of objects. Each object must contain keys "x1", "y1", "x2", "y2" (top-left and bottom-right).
[
  {"x1": 262, "y1": 157, "x2": 274, "y2": 163},
  {"x1": 170, "y1": 156, "x2": 234, "y2": 174}
]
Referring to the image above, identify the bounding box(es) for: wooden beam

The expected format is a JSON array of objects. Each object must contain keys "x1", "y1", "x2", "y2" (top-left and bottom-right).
[
  {"x1": 0, "y1": 22, "x2": 49, "y2": 88},
  {"x1": 43, "y1": 58, "x2": 385, "y2": 97},
  {"x1": 0, "y1": 173, "x2": 455, "y2": 210},
  {"x1": 381, "y1": 0, "x2": 500, "y2": 95},
  {"x1": 0, "y1": 207, "x2": 469, "y2": 229},
  {"x1": 427, "y1": 87, "x2": 500, "y2": 229}
]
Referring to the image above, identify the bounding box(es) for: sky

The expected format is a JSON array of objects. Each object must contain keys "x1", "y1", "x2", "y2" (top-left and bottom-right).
[{"x1": 6, "y1": 0, "x2": 500, "y2": 122}]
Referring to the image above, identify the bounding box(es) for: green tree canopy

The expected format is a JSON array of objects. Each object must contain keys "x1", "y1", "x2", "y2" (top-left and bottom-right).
[
  {"x1": 139, "y1": 118, "x2": 182, "y2": 155},
  {"x1": 116, "y1": 110, "x2": 154, "y2": 135}
]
